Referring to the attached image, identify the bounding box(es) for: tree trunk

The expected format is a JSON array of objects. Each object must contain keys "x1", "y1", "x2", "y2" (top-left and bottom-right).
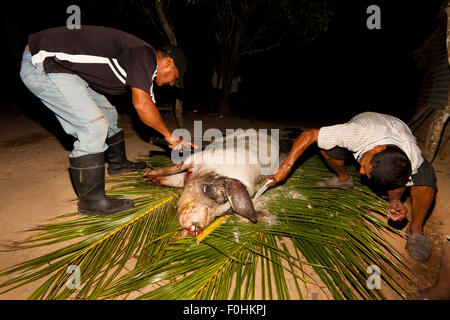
[
  {"x1": 219, "y1": 92, "x2": 230, "y2": 117},
  {"x1": 215, "y1": 1, "x2": 248, "y2": 118},
  {"x1": 155, "y1": 0, "x2": 183, "y2": 127},
  {"x1": 175, "y1": 98, "x2": 183, "y2": 127},
  {"x1": 155, "y1": 0, "x2": 177, "y2": 46},
  {"x1": 218, "y1": 66, "x2": 234, "y2": 117}
]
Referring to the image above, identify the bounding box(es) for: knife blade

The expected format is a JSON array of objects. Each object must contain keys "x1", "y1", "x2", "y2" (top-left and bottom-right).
[{"x1": 253, "y1": 179, "x2": 273, "y2": 200}]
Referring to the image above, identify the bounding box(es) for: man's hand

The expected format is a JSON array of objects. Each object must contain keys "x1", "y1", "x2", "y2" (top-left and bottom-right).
[
  {"x1": 267, "y1": 162, "x2": 293, "y2": 188},
  {"x1": 387, "y1": 199, "x2": 407, "y2": 221},
  {"x1": 267, "y1": 129, "x2": 320, "y2": 188},
  {"x1": 386, "y1": 187, "x2": 407, "y2": 221},
  {"x1": 164, "y1": 134, "x2": 198, "y2": 152}
]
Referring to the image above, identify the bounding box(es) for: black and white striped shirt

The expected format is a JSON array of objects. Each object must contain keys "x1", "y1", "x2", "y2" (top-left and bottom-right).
[{"x1": 28, "y1": 26, "x2": 158, "y2": 101}]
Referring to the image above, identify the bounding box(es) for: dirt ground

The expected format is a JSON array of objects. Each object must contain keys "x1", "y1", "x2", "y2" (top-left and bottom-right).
[{"x1": 0, "y1": 107, "x2": 448, "y2": 300}]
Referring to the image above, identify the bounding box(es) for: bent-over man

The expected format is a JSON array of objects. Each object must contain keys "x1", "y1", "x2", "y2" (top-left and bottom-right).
[
  {"x1": 269, "y1": 112, "x2": 436, "y2": 262},
  {"x1": 20, "y1": 26, "x2": 191, "y2": 216}
]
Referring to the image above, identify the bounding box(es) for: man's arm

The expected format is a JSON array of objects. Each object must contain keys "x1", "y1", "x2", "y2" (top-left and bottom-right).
[
  {"x1": 131, "y1": 87, "x2": 198, "y2": 151},
  {"x1": 131, "y1": 87, "x2": 172, "y2": 141},
  {"x1": 268, "y1": 129, "x2": 320, "y2": 187}
]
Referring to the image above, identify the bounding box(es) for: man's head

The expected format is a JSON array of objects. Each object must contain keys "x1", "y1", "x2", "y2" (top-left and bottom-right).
[
  {"x1": 155, "y1": 46, "x2": 187, "y2": 88},
  {"x1": 359, "y1": 144, "x2": 412, "y2": 189},
  {"x1": 155, "y1": 50, "x2": 178, "y2": 86}
]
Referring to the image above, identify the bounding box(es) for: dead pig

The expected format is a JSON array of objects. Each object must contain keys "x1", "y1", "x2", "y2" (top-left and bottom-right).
[{"x1": 144, "y1": 130, "x2": 279, "y2": 236}]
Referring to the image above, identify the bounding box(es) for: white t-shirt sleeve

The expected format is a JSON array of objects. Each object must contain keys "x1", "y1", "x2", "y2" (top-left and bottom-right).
[
  {"x1": 317, "y1": 113, "x2": 424, "y2": 179},
  {"x1": 317, "y1": 123, "x2": 364, "y2": 151}
]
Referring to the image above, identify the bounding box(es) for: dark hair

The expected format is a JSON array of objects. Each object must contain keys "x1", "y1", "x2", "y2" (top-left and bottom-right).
[{"x1": 369, "y1": 145, "x2": 412, "y2": 189}]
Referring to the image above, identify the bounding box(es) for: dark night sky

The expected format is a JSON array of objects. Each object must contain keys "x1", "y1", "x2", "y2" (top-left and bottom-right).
[{"x1": 0, "y1": 0, "x2": 446, "y2": 127}]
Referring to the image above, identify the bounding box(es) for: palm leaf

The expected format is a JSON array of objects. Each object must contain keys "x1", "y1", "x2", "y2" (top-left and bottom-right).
[
  {"x1": 0, "y1": 155, "x2": 411, "y2": 300},
  {"x1": 0, "y1": 157, "x2": 179, "y2": 299}
]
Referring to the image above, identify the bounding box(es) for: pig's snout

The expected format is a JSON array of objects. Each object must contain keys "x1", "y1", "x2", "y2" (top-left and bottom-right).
[
  {"x1": 178, "y1": 200, "x2": 210, "y2": 237},
  {"x1": 187, "y1": 223, "x2": 203, "y2": 236}
]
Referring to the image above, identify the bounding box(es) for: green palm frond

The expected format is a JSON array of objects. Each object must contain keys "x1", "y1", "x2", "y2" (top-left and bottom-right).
[
  {"x1": 0, "y1": 155, "x2": 411, "y2": 300},
  {"x1": 0, "y1": 157, "x2": 179, "y2": 299}
]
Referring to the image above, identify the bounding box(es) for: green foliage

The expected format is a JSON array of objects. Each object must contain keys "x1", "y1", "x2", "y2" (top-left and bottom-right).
[
  {"x1": 0, "y1": 155, "x2": 410, "y2": 300},
  {"x1": 188, "y1": 0, "x2": 334, "y2": 47},
  {"x1": 285, "y1": 0, "x2": 335, "y2": 42}
]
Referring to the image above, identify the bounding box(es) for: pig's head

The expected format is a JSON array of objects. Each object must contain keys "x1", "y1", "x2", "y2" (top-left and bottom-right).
[{"x1": 177, "y1": 172, "x2": 258, "y2": 236}]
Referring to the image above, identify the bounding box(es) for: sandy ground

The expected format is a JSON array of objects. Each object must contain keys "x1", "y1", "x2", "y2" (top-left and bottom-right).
[{"x1": 0, "y1": 107, "x2": 448, "y2": 300}]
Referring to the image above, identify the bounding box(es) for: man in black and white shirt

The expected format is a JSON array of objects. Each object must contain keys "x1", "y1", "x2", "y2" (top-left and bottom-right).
[
  {"x1": 269, "y1": 112, "x2": 437, "y2": 262},
  {"x1": 20, "y1": 26, "x2": 192, "y2": 215}
]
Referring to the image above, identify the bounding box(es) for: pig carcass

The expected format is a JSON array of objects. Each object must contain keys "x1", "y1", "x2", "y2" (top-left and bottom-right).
[{"x1": 144, "y1": 130, "x2": 279, "y2": 236}]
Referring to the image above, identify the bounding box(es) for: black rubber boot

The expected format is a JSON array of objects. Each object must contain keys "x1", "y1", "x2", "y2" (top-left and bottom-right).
[
  {"x1": 70, "y1": 152, "x2": 135, "y2": 215},
  {"x1": 105, "y1": 130, "x2": 147, "y2": 175}
]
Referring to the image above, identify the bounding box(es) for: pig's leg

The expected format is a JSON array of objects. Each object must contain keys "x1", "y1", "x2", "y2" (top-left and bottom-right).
[
  {"x1": 155, "y1": 172, "x2": 187, "y2": 188},
  {"x1": 144, "y1": 163, "x2": 189, "y2": 181}
]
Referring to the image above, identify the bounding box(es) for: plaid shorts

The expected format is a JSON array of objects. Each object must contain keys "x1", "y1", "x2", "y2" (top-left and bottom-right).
[{"x1": 323, "y1": 146, "x2": 437, "y2": 188}]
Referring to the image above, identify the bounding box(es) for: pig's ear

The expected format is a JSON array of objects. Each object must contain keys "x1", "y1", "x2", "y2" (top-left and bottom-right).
[{"x1": 224, "y1": 178, "x2": 258, "y2": 223}]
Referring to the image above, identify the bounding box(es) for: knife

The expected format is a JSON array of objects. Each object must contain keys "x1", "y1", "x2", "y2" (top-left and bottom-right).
[
  {"x1": 148, "y1": 136, "x2": 170, "y2": 149},
  {"x1": 253, "y1": 179, "x2": 273, "y2": 200}
]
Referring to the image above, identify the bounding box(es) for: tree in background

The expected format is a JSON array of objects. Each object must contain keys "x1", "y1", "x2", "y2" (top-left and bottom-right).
[
  {"x1": 193, "y1": 0, "x2": 334, "y2": 117},
  {"x1": 121, "y1": 0, "x2": 334, "y2": 118}
]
